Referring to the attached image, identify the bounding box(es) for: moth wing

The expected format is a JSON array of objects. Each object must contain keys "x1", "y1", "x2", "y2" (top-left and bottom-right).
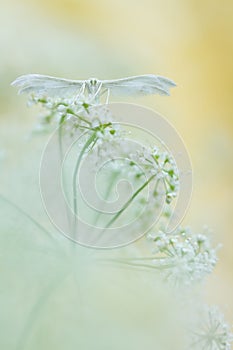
[
  {"x1": 102, "y1": 74, "x2": 176, "y2": 96},
  {"x1": 11, "y1": 74, "x2": 84, "y2": 98}
]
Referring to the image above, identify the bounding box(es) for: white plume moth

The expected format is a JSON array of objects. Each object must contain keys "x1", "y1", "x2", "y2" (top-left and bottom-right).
[{"x1": 12, "y1": 74, "x2": 176, "y2": 102}]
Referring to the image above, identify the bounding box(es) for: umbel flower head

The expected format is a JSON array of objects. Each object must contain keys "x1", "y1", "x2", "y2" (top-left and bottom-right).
[
  {"x1": 128, "y1": 146, "x2": 179, "y2": 204},
  {"x1": 27, "y1": 94, "x2": 114, "y2": 135},
  {"x1": 25, "y1": 88, "x2": 180, "y2": 235},
  {"x1": 110, "y1": 227, "x2": 217, "y2": 286},
  {"x1": 190, "y1": 306, "x2": 233, "y2": 350},
  {"x1": 147, "y1": 227, "x2": 218, "y2": 285}
]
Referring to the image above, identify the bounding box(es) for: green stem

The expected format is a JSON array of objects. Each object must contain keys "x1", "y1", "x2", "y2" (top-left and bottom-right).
[
  {"x1": 101, "y1": 259, "x2": 174, "y2": 270},
  {"x1": 114, "y1": 256, "x2": 164, "y2": 261},
  {"x1": 93, "y1": 170, "x2": 120, "y2": 227},
  {"x1": 105, "y1": 174, "x2": 156, "y2": 229},
  {"x1": 66, "y1": 109, "x2": 91, "y2": 126},
  {"x1": 72, "y1": 132, "x2": 97, "y2": 236},
  {"x1": 58, "y1": 115, "x2": 66, "y2": 160},
  {"x1": 58, "y1": 115, "x2": 74, "y2": 233}
]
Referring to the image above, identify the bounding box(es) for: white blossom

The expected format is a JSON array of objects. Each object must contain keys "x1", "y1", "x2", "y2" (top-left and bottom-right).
[
  {"x1": 190, "y1": 306, "x2": 233, "y2": 350},
  {"x1": 128, "y1": 147, "x2": 179, "y2": 204},
  {"x1": 147, "y1": 227, "x2": 217, "y2": 284}
]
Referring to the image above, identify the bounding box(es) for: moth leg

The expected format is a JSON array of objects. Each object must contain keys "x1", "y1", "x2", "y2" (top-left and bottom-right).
[
  {"x1": 106, "y1": 88, "x2": 110, "y2": 104},
  {"x1": 98, "y1": 88, "x2": 110, "y2": 104},
  {"x1": 94, "y1": 82, "x2": 103, "y2": 98},
  {"x1": 90, "y1": 82, "x2": 103, "y2": 104},
  {"x1": 73, "y1": 82, "x2": 86, "y2": 104}
]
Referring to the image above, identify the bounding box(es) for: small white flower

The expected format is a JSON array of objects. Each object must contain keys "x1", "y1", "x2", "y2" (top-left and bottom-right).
[
  {"x1": 190, "y1": 306, "x2": 233, "y2": 350},
  {"x1": 145, "y1": 227, "x2": 218, "y2": 285}
]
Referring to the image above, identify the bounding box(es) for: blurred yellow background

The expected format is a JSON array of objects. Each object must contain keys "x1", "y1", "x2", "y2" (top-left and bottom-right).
[{"x1": 0, "y1": 0, "x2": 232, "y2": 323}]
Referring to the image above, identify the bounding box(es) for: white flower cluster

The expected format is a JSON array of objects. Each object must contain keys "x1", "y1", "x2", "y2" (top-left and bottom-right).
[
  {"x1": 128, "y1": 147, "x2": 179, "y2": 204},
  {"x1": 88, "y1": 106, "x2": 123, "y2": 148},
  {"x1": 29, "y1": 95, "x2": 180, "y2": 227},
  {"x1": 27, "y1": 96, "x2": 179, "y2": 210},
  {"x1": 86, "y1": 142, "x2": 179, "y2": 232},
  {"x1": 28, "y1": 95, "x2": 81, "y2": 130},
  {"x1": 147, "y1": 227, "x2": 217, "y2": 285},
  {"x1": 28, "y1": 95, "x2": 122, "y2": 141},
  {"x1": 190, "y1": 306, "x2": 233, "y2": 350}
]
